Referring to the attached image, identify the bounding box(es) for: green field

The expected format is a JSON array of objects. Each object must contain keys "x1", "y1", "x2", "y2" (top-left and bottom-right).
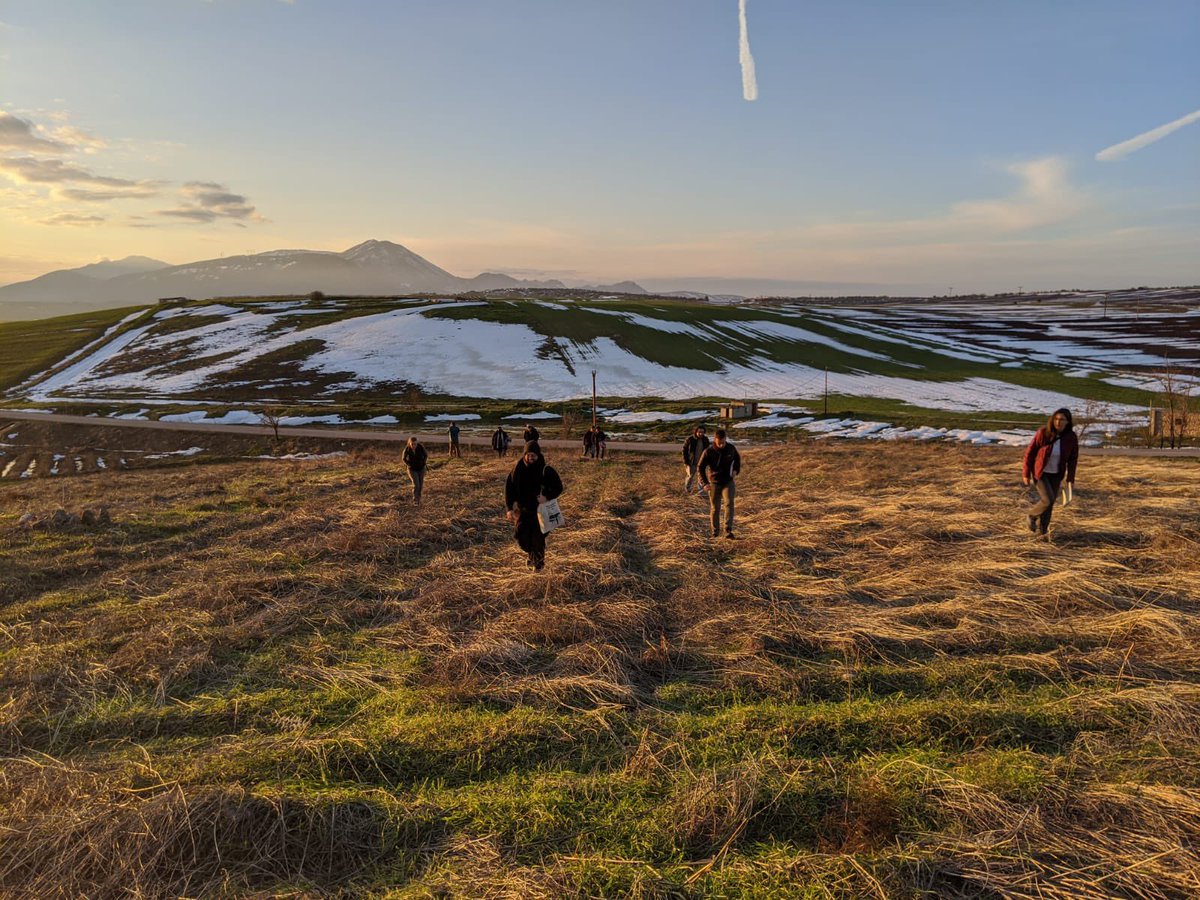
[{"x1": 0, "y1": 305, "x2": 147, "y2": 392}]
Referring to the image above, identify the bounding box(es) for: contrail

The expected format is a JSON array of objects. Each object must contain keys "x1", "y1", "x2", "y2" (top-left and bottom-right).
[
  {"x1": 1096, "y1": 107, "x2": 1200, "y2": 161},
  {"x1": 739, "y1": 0, "x2": 758, "y2": 101}
]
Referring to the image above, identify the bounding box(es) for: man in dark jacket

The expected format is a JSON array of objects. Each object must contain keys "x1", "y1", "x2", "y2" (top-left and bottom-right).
[
  {"x1": 1022, "y1": 407, "x2": 1079, "y2": 538},
  {"x1": 447, "y1": 422, "x2": 462, "y2": 458},
  {"x1": 491, "y1": 425, "x2": 509, "y2": 458},
  {"x1": 595, "y1": 427, "x2": 608, "y2": 459},
  {"x1": 698, "y1": 428, "x2": 741, "y2": 538},
  {"x1": 522, "y1": 423, "x2": 540, "y2": 443},
  {"x1": 582, "y1": 427, "x2": 595, "y2": 459},
  {"x1": 682, "y1": 424, "x2": 709, "y2": 493},
  {"x1": 402, "y1": 437, "x2": 428, "y2": 505},
  {"x1": 504, "y1": 440, "x2": 563, "y2": 571}
]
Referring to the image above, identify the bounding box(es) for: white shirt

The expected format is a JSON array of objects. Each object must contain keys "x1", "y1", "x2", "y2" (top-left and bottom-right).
[{"x1": 1044, "y1": 439, "x2": 1061, "y2": 475}]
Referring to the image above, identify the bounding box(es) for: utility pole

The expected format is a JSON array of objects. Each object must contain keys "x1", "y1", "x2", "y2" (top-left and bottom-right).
[
  {"x1": 591, "y1": 370, "x2": 597, "y2": 427},
  {"x1": 823, "y1": 368, "x2": 828, "y2": 416}
]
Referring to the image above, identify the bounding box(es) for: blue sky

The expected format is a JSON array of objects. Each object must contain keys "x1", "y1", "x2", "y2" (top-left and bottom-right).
[{"x1": 1, "y1": 0, "x2": 1197, "y2": 293}]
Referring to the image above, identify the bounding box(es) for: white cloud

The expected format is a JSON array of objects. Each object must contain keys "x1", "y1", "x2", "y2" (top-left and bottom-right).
[
  {"x1": 0, "y1": 109, "x2": 264, "y2": 227},
  {"x1": 1096, "y1": 108, "x2": 1200, "y2": 161},
  {"x1": 39, "y1": 212, "x2": 105, "y2": 227},
  {"x1": 0, "y1": 156, "x2": 144, "y2": 188}
]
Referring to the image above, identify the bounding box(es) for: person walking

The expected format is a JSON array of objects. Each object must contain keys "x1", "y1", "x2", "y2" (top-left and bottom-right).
[
  {"x1": 402, "y1": 436, "x2": 428, "y2": 506},
  {"x1": 504, "y1": 440, "x2": 563, "y2": 571},
  {"x1": 1022, "y1": 407, "x2": 1079, "y2": 539},
  {"x1": 492, "y1": 425, "x2": 509, "y2": 459},
  {"x1": 582, "y1": 426, "x2": 595, "y2": 459},
  {"x1": 682, "y1": 424, "x2": 709, "y2": 493},
  {"x1": 698, "y1": 428, "x2": 741, "y2": 538},
  {"x1": 447, "y1": 422, "x2": 462, "y2": 458},
  {"x1": 523, "y1": 423, "x2": 540, "y2": 443},
  {"x1": 595, "y1": 426, "x2": 608, "y2": 460}
]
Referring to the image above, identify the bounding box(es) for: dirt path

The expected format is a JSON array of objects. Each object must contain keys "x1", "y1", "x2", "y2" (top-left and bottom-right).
[
  {"x1": 0, "y1": 411, "x2": 680, "y2": 454},
  {"x1": 3, "y1": 410, "x2": 1199, "y2": 459}
]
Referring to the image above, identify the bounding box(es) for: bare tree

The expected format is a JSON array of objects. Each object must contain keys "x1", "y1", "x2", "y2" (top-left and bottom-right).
[
  {"x1": 559, "y1": 408, "x2": 580, "y2": 440},
  {"x1": 1075, "y1": 397, "x2": 1114, "y2": 445},
  {"x1": 1148, "y1": 357, "x2": 1197, "y2": 449},
  {"x1": 260, "y1": 406, "x2": 285, "y2": 444}
]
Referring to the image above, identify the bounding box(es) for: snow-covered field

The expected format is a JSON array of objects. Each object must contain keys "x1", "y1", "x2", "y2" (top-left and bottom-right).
[{"x1": 10, "y1": 296, "x2": 1196, "y2": 415}]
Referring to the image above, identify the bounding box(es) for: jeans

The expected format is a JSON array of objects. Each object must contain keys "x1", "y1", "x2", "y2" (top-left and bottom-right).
[
  {"x1": 1028, "y1": 472, "x2": 1063, "y2": 534},
  {"x1": 709, "y1": 481, "x2": 736, "y2": 535},
  {"x1": 407, "y1": 467, "x2": 425, "y2": 504}
]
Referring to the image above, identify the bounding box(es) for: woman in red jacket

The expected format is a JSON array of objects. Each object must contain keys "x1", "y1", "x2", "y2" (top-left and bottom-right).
[{"x1": 1022, "y1": 408, "x2": 1078, "y2": 538}]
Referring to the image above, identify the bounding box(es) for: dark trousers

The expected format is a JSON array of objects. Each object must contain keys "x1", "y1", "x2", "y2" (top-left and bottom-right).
[
  {"x1": 709, "y1": 480, "x2": 736, "y2": 535},
  {"x1": 1028, "y1": 472, "x2": 1063, "y2": 534},
  {"x1": 449, "y1": 441, "x2": 461, "y2": 458},
  {"x1": 514, "y1": 506, "x2": 546, "y2": 568},
  {"x1": 495, "y1": 448, "x2": 505, "y2": 458},
  {"x1": 407, "y1": 467, "x2": 425, "y2": 504}
]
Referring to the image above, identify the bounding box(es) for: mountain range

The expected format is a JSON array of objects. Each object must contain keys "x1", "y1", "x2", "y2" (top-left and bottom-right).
[{"x1": 0, "y1": 240, "x2": 648, "y2": 320}]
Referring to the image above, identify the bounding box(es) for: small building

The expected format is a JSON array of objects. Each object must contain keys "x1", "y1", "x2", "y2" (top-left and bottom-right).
[{"x1": 720, "y1": 401, "x2": 760, "y2": 420}]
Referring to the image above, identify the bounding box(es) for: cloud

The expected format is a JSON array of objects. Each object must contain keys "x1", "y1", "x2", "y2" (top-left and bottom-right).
[
  {"x1": 48, "y1": 124, "x2": 107, "y2": 153},
  {"x1": 155, "y1": 180, "x2": 263, "y2": 224},
  {"x1": 800, "y1": 157, "x2": 1088, "y2": 245},
  {"x1": 738, "y1": 0, "x2": 758, "y2": 102},
  {"x1": 58, "y1": 185, "x2": 163, "y2": 202},
  {"x1": 0, "y1": 155, "x2": 146, "y2": 188},
  {"x1": 0, "y1": 111, "x2": 67, "y2": 154},
  {"x1": 1096, "y1": 108, "x2": 1200, "y2": 162},
  {"x1": 39, "y1": 212, "x2": 106, "y2": 227}
]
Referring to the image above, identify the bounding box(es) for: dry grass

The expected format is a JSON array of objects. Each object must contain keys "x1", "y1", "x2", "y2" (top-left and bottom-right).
[{"x1": 1, "y1": 441, "x2": 1199, "y2": 897}]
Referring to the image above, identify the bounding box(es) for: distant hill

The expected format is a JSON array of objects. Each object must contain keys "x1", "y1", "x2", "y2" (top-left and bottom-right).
[
  {"x1": 0, "y1": 241, "x2": 645, "y2": 320},
  {"x1": 0, "y1": 256, "x2": 171, "y2": 319}
]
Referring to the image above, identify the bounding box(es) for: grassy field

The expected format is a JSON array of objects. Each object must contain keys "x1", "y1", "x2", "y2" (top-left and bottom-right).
[
  {"x1": 0, "y1": 305, "x2": 147, "y2": 393},
  {"x1": 2, "y1": 444, "x2": 1199, "y2": 897}
]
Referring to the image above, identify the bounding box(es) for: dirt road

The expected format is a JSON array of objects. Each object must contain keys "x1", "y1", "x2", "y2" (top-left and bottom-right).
[{"x1": 3, "y1": 410, "x2": 1198, "y2": 459}]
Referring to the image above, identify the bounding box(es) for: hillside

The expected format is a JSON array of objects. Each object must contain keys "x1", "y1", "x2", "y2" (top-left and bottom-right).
[
  {"x1": 6, "y1": 291, "x2": 1198, "y2": 418},
  {"x1": 2, "y1": 443, "x2": 1199, "y2": 896}
]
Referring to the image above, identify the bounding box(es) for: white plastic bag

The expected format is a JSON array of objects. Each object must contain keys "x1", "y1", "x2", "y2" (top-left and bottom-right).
[{"x1": 537, "y1": 497, "x2": 565, "y2": 534}]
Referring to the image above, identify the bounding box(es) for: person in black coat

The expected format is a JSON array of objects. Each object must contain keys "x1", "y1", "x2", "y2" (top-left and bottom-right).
[
  {"x1": 698, "y1": 429, "x2": 741, "y2": 538},
  {"x1": 682, "y1": 424, "x2": 709, "y2": 493},
  {"x1": 401, "y1": 437, "x2": 428, "y2": 505},
  {"x1": 522, "y1": 423, "x2": 540, "y2": 443},
  {"x1": 504, "y1": 440, "x2": 563, "y2": 571},
  {"x1": 491, "y1": 425, "x2": 510, "y2": 458}
]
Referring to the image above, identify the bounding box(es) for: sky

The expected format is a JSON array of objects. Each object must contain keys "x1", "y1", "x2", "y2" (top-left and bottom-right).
[{"x1": 1, "y1": 0, "x2": 1198, "y2": 295}]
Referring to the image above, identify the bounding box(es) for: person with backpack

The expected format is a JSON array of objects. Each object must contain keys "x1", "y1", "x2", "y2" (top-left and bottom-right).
[
  {"x1": 698, "y1": 428, "x2": 741, "y2": 538},
  {"x1": 447, "y1": 422, "x2": 462, "y2": 458},
  {"x1": 682, "y1": 424, "x2": 709, "y2": 493},
  {"x1": 492, "y1": 425, "x2": 509, "y2": 459},
  {"x1": 504, "y1": 440, "x2": 563, "y2": 571},
  {"x1": 402, "y1": 436, "x2": 428, "y2": 506},
  {"x1": 1022, "y1": 407, "x2": 1079, "y2": 539},
  {"x1": 522, "y1": 423, "x2": 540, "y2": 443}
]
